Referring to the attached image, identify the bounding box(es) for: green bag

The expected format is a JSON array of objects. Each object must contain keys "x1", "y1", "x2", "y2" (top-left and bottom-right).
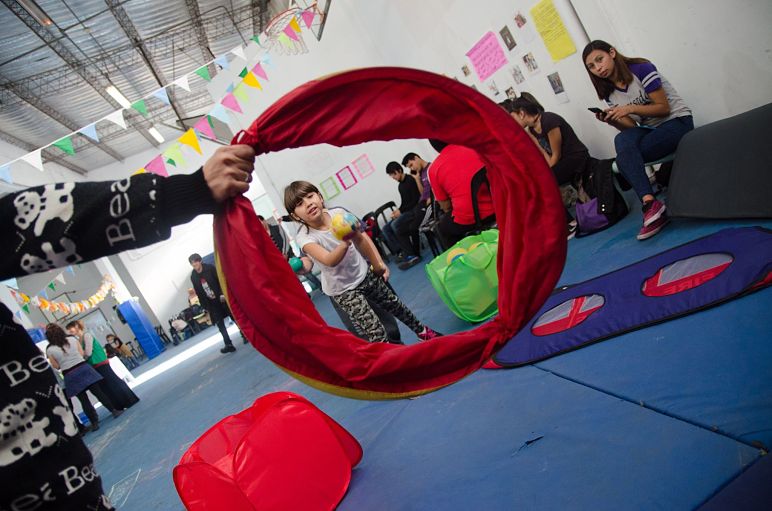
[{"x1": 425, "y1": 229, "x2": 499, "y2": 323}]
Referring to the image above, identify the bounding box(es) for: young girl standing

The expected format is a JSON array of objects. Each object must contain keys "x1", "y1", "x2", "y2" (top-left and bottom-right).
[
  {"x1": 583, "y1": 40, "x2": 693, "y2": 240},
  {"x1": 284, "y1": 181, "x2": 440, "y2": 343}
]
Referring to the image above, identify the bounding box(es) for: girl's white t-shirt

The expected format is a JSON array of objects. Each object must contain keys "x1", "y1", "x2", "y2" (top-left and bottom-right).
[{"x1": 295, "y1": 208, "x2": 369, "y2": 296}]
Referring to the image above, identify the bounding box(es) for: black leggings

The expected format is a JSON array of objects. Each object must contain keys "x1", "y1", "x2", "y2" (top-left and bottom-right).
[{"x1": 73, "y1": 381, "x2": 118, "y2": 425}]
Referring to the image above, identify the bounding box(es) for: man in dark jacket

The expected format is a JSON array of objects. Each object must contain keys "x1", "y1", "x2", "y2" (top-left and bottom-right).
[
  {"x1": 381, "y1": 161, "x2": 424, "y2": 270},
  {"x1": 189, "y1": 253, "x2": 240, "y2": 353}
]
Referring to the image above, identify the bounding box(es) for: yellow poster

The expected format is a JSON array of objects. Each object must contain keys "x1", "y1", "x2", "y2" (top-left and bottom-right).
[{"x1": 530, "y1": 0, "x2": 576, "y2": 62}]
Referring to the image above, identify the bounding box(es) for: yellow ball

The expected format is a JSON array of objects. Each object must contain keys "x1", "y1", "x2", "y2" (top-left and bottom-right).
[
  {"x1": 331, "y1": 212, "x2": 360, "y2": 240},
  {"x1": 446, "y1": 247, "x2": 468, "y2": 265}
]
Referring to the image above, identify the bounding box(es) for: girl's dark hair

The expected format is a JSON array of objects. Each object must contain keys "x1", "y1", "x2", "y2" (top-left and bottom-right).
[
  {"x1": 45, "y1": 324, "x2": 70, "y2": 351},
  {"x1": 64, "y1": 319, "x2": 84, "y2": 332},
  {"x1": 582, "y1": 40, "x2": 650, "y2": 100},
  {"x1": 510, "y1": 97, "x2": 542, "y2": 116},
  {"x1": 283, "y1": 181, "x2": 322, "y2": 231},
  {"x1": 499, "y1": 93, "x2": 544, "y2": 114}
]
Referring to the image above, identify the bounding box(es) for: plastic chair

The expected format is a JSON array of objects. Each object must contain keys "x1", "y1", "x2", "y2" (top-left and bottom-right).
[
  {"x1": 174, "y1": 391, "x2": 362, "y2": 511},
  {"x1": 362, "y1": 211, "x2": 391, "y2": 262}
]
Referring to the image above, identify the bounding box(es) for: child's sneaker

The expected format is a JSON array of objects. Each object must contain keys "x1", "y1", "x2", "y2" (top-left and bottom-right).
[
  {"x1": 642, "y1": 199, "x2": 666, "y2": 227},
  {"x1": 418, "y1": 327, "x2": 442, "y2": 341}
]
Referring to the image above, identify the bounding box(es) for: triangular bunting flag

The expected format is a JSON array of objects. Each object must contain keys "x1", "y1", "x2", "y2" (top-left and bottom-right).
[
  {"x1": 195, "y1": 66, "x2": 211, "y2": 82},
  {"x1": 278, "y1": 32, "x2": 294, "y2": 49},
  {"x1": 14, "y1": 310, "x2": 21, "y2": 320},
  {"x1": 47, "y1": 282, "x2": 56, "y2": 291},
  {"x1": 166, "y1": 158, "x2": 177, "y2": 167},
  {"x1": 225, "y1": 83, "x2": 235, "y2": 93},
  {"x1": 230, "y1": 45, "x2": 246, "y2": 61},
  {"x1": 261, "y1": 53, "x2": 274, "y2": 67},
  {"x1": 145, "y1": 155, "x2": 168, "y2": 177},
  {"x1": 252, "y1": 62, "x2": 268, "y2": 81},
  {"x1": 0, "y1": 164, "x2": 12, "y2": 184},
  {"x1": 289, "y1": 16, "x2": 302, "y2": 33},
  {"x1": 21, "y1": 150, "x2": 44, "y2": 171},
  {"x1": 209, "y1": 104, "x2": 232, "y2": 125},
  {"x1": 193, "y1": 116, "x2": 216, "y2": 140},
  {"x1": 132, "y1": 168, "x2": 146, "y2": 175},
  {"x1": 80, "y1": 123, "x2": 100, "y2": 142},
  {"x1": 153, "y1": 88, "x2": 171, "y2": 105},
  {"x1": 301, "y1": 9, "x2": 315, "y2": 29},
  {"x1": 163, "y1": 144, "x2": 187, "y2": 168},
  {"x1": 22, "y1": 304, "x2": 30, "y2": 314},
  {"x1": 179, "y1": 128, "x2": 202, "y2": 155},
  {"x1": 239, "y1": 67, "x2": 248, "y2": 78},
  {"x1": 233, "y1": 83, "x2": 250, "y2": 103},
  {"x1": 105, "y1": 109, "x2": 127, "y2": 129},
  {"x1": 243, "y1": 72, "x2": 262, "y2": 89},
  {"x1": 131, "y1": 100, "x2": 148, "y2": 116},
  {"x1": 55, "y1": 273, "x2": 66, "y2": 285},
  {"x1": 282, "y1": 25, "x2": 300, "y2": 42},
  {"x1": 41, "y1": 289, "x2": 48, "y2": 299},
  {"x1": 66, "y1": 266, "x2": 74, "y2": 275},
  {"x1": 221, "y1": 93, "x2": 243, "y2": 114},
  {"x1": 52, "y1": 136, "x2": 75, "y2": 155},
  {"x1": 214, "y1": 55, "x2": 230, "y2": 70},
  {"x1": 174, "y1": 75, "x2": 191, "y2": 92},
  {"x1": 250, "y1": 35, "x2": 261, "y2": 46}
]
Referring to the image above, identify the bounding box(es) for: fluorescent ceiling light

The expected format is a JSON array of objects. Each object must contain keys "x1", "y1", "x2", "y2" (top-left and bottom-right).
[
  {"x1": 148, "y1": 127, "x2": 165, "y2": 144},
  {"x1": 105, "y1": 85, "x2": 132, "y2": 109},
  {"x1": 18, "y1": 0, "x2": 52, "y2": 26}
]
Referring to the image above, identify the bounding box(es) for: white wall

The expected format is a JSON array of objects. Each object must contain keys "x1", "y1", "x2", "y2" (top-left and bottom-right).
[
  {"x1": 12, "y1": 0, "x2": 767, "y2": 325},
  {"x1": 573, "y1": 0, "x2": 772, "y2": 125}
]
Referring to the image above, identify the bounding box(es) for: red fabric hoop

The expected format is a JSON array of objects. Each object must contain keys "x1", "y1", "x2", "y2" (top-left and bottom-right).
[{"x1": 215, "y1": 67, "x2": 566, "y2": 398}]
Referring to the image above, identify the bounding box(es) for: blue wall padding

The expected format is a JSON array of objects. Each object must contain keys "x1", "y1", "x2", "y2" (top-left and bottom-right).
[{"x1": 495, "y1": 227, "x2": 772, "y2": 367}]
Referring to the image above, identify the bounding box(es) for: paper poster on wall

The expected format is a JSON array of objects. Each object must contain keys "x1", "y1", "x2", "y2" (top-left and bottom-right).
[
  {"x1": 505, "y1": 87, "x2": 517, "y2": 100},
  {"x1": 513, "y1": 10, "x2": 537, "y2": 44},
  {"x1": 509, "y1": 64, "x2": 526, "y2": 84},
  {"x1": 530, "y1": 0, "x2": 577, "y2": 62},
  {"x1": 466, "y1": 31, "x2": 508, "y2": 82},
  {"x1": 336, "y1": 165, "x2": 358, "y2": 190},
  {"x1": 522, "y1": 52, "x2": 540, "y2": 75},
  {"x1": 319, "y1": 177, "x2": 340, "y2": 200},
  {"x1": 461, "y1": 64, "x2": 471, "y2": 77},
  {"x1": 547, "y1": 71, "x2": 570, "y2": 104},
  {"x1": 499, "y1": 26, "x2": 517, "y2": 51},
  {"x1": 487, "y1": 80, "x2": 501, "y2": 97},
  {"x1": 352, "y1": 154, "x2": 375, "y2": 179}
]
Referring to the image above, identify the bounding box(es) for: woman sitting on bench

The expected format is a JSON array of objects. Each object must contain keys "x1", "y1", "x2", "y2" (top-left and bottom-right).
[{"x1": 583, "y1": 40, "x2": 694, "y2": 240}]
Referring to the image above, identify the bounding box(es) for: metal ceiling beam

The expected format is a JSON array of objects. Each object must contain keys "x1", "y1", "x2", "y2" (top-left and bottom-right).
[
  {"x1": 2, "y1": 79, "x2": 125, "y2": 162},
  {"x1": 251, "y1": 0, "x2": 269, "y2": 37},
  {"x1": 104, "y1": 0, "x2": 187, "y2": 125},
  {"x1": 183, "y1": 0, "x2": 217, "y2": 81},
  {"x1": 0, "y1": 129, "x2": 88, "y2": 175},
  {"x1": 1, "y1": 0, "x2": 159, "y2": 148}
]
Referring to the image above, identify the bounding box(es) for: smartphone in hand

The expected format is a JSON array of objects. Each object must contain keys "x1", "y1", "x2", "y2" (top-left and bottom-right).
[{"x1": 588, "y1": 107, "x2": 604, "y2": 114}]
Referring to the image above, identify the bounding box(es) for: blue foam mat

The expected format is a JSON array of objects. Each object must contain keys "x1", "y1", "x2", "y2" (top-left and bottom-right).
[{"x1": 338, "y1": 368, "x2": 758, "y2": 511}]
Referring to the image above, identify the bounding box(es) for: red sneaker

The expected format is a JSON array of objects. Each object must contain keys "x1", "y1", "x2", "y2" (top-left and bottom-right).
[
  {"x1": 418, "y1": 327, "x2": 442, "y2": 341},
  {"x1": 642, "y1": 199, "x2": 666, "y2": 227},
  {"x1": 637, "y1": 214, "x2": 669, "y2": 240}
]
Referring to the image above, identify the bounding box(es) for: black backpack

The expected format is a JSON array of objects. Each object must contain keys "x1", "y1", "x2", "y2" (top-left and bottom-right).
[{"x1": 574, "y1": 158, "x2": 629, "y2": 237}]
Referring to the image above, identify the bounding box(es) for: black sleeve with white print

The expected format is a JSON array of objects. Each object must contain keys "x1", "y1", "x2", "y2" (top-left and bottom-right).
[{"x1": 0, "y1": 169, "x2": 216, "y2": 509}]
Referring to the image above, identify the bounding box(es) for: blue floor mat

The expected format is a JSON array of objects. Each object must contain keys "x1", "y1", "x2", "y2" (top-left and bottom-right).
[{"x1": 338, "y1": 368, "x2": 758, "y2": 511}]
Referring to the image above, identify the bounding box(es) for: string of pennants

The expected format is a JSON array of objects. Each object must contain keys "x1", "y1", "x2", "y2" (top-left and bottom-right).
[
  {"x1": 0, "y1": 8, "x2": 317, "y2": 185},
  {"x1": 10, "y1": 272, "x2": 115, "y2": 317}
]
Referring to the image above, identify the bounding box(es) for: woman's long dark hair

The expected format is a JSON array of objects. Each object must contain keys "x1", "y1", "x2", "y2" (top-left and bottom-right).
[
  {"x1": 45, "y1": 324, "x2": 71, "y2": 351},
  {"x1": 582, "y1": 40, "x2": 650, "y2": 100}
]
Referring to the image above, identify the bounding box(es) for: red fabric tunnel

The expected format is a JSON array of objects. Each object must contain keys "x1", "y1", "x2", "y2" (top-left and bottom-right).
[{"x1": 215, "y1": 67, "x2": 566, "y2": 398}]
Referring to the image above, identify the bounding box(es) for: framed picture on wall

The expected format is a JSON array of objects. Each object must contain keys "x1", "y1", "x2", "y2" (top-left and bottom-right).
[
  {"x1": 319, "y1": 177, "x2": 341, "y2": 200},
  {"x1": 336, "y1": 166, "x2": 358, "y2": 190},
  {"x1": 352, "y1": 154, "x2": 375, "y2": 179},
  {"x1": 499, "y1": 26, "x2": 517, "y2": 51}
]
